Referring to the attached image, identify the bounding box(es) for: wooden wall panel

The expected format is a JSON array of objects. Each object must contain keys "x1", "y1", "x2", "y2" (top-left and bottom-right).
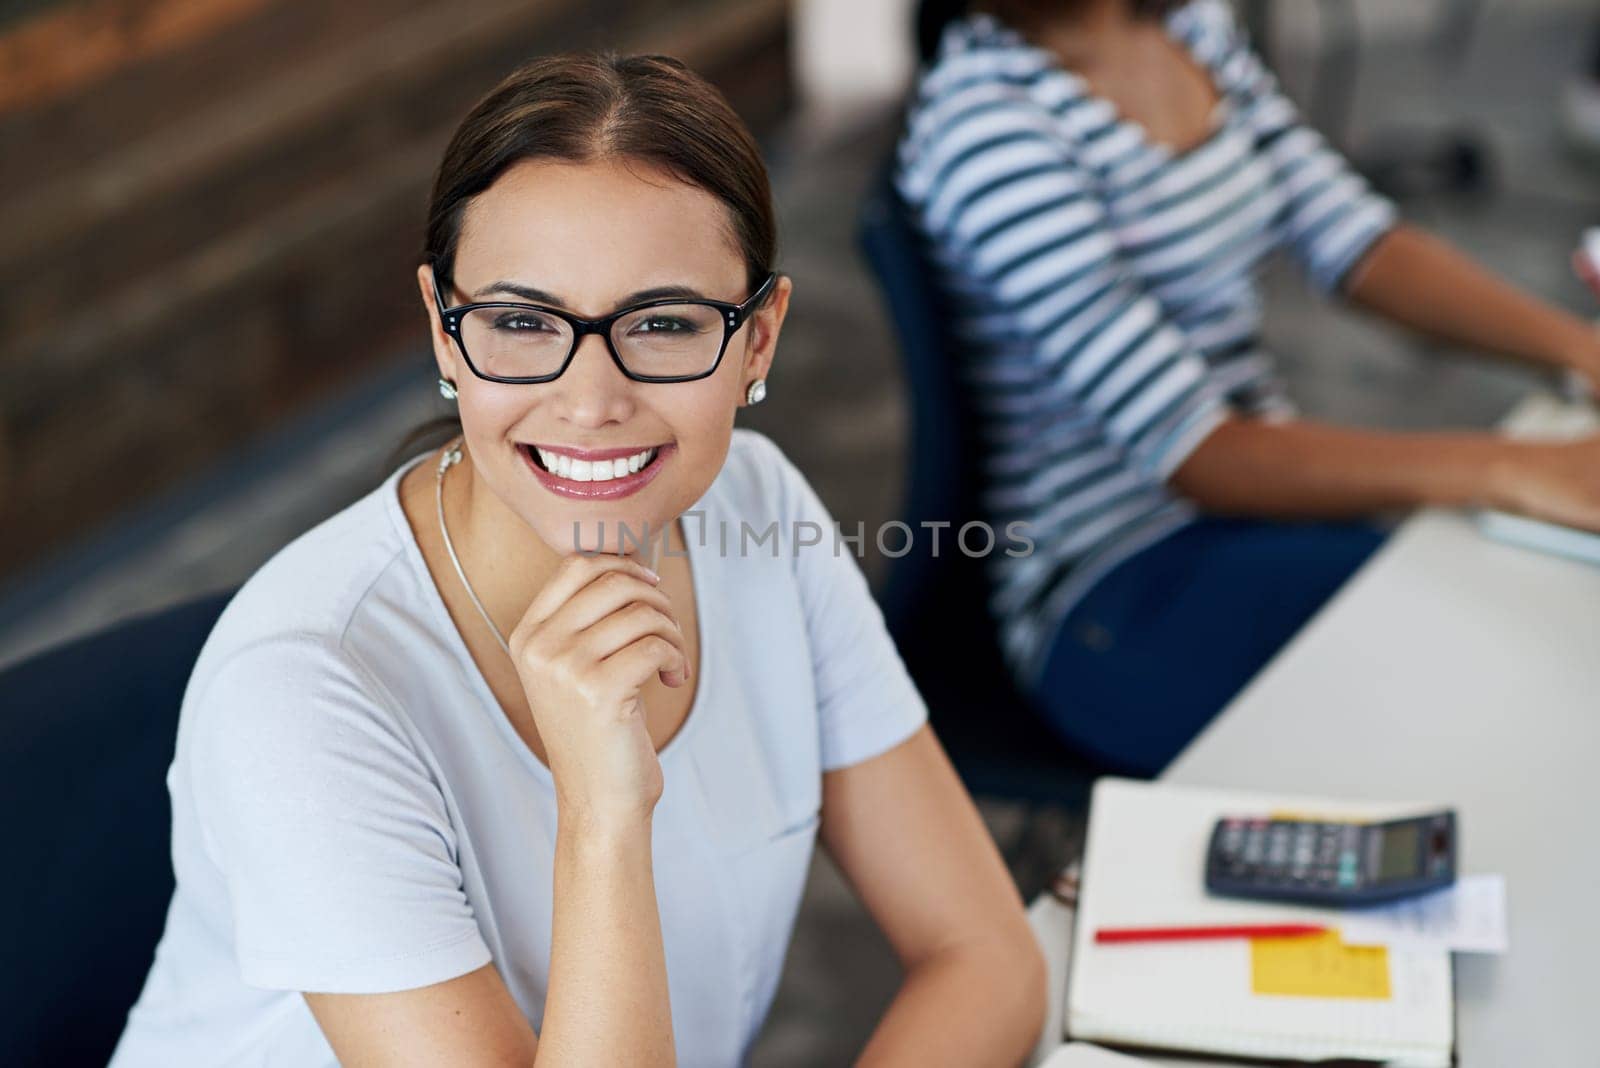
[{"x1": 0, "y1": 0, "x2": 277, "y2": 113}]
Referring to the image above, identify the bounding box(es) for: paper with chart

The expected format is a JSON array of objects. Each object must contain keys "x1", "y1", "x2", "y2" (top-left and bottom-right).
[{"x1": 1338, "y1": 874, "x2": 1508, "y2": 954}]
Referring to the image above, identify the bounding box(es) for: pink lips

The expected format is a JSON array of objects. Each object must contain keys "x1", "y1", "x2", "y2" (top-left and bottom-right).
[{"x1": 519, "y1": 442, "x2": 672, "y2": 500}]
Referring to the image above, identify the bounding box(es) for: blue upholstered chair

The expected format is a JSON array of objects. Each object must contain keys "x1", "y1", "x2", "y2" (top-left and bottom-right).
[{"x1": 0, "y1": 590, "x2": 234, "y2": 1067}]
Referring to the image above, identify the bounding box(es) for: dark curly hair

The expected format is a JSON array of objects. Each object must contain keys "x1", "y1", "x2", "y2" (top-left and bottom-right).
[{"x1": 917, "y1": 0, "x2": 1186, "y2": 62}]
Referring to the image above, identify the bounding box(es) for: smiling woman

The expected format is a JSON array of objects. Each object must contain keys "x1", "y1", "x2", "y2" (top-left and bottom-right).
[{"x1": 107, "y1": 51, "x2": 1045, "y2": 1068}]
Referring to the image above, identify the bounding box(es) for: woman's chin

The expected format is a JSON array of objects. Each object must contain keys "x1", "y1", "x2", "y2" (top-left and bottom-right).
[{"x1": 546, "y1": 516, "x2": 671, "y2": 559}]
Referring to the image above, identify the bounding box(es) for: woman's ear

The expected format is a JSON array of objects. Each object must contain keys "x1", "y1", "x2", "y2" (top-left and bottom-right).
[
  {"x1": 416, "y1": 263, "x2": 459, "y2": 385},
  {"x1": 741, "y1": 274, "x2": 792, "y2": 401}
]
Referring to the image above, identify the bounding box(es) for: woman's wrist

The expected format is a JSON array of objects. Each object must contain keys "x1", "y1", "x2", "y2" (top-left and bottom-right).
[
  {"x1": 553, "y1": 811, "x2": 656, "y2": 888},
  {"x1": 1477, "y1": 438, "x2": 1535, "y2": 515},
  {"x1": 554, "y1": 791, "x2": 658, "y2": 845},
  {"x1": 1409, "y1": 434, "x2": 1521, "y2": 513}
]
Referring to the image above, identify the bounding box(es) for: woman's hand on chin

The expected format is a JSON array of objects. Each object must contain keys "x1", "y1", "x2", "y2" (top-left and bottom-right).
[{"x1": 507, "y1": 552, "x2": 691, "y2": 830}]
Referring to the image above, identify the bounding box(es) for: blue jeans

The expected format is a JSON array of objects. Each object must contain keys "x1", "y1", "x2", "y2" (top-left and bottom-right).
[{"x1": 1031, "y1": 518, "x2": 1386, "y2": 778}]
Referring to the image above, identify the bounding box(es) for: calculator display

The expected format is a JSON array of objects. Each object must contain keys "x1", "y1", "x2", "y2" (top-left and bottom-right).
[{"x1": 1376, "y1": 825, "x2": 1422, "y2": 880}]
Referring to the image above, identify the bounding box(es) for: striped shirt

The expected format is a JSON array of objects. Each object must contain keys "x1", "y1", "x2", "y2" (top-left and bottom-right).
[{"x1": 894, "y1": 0, "x2": 1397, "y2": 686}]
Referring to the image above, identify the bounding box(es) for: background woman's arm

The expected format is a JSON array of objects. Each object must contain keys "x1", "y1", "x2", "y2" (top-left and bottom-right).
[
  {"x1": 1171, "y1": 416, "x2": 1600, "y2": 532},
  {"x1": 1343, "y1": 224, "x2": 1600, "y2": 391},
  {"x1": 1212, "y1": 4, "x2": 1600, "y2": 390},
  {"x1": 1170, "y1": 417, "x2": 1503, "y2": 517}
]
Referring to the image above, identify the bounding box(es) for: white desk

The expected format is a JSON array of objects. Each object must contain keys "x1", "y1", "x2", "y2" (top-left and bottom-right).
[{"x1": 1027, "y1": 403, "x2": 1600, "y2": 1067}]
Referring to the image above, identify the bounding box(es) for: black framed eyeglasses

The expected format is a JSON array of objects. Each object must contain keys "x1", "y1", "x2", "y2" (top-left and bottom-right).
[{"x1": 431, "y1": 268, "x2": 778, "y2": 384}]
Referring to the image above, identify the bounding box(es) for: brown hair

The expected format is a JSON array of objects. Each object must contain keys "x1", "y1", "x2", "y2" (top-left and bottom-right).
[{"x1": 389, "y1": 51, "x2": 779, "y2": 469}]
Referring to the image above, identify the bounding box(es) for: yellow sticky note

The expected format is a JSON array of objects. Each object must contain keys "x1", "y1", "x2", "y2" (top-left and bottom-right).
[{"x1": 1251, "y1": 930, "x2": 1391, "y2": 999}]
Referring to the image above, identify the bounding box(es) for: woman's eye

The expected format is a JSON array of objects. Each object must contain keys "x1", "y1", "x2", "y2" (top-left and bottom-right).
[
  {"x1": 633, "y1": 316, "x2": 695, "y2": 334},
  {"x1": 493, "y1": 311, "x2": 556, "y2": 332}
]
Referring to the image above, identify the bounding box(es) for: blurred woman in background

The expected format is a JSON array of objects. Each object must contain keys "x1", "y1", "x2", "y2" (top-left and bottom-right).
[
  {"x1": 111, "y1": 52, "x2": 1044, "y2": 1067},
  {"x1": 899, "y1": 0, "x2": 1600, "y2": 776}
]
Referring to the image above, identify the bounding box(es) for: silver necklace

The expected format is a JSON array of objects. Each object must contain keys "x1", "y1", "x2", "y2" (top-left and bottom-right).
[{"x1": 435, "y1": 438, "x2": 512, "y2": 656}]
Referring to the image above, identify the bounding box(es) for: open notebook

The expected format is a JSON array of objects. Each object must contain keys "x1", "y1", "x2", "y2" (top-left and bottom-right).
[
  {"x1": 1476, "y1": 393, "x2": 1600, "y2": 565},
  {"x1": 1066, "y1": 779, "x2": 1454, "y2": 1066}
]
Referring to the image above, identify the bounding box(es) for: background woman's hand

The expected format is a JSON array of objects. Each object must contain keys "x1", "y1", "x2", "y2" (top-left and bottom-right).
[
  {"x1": 1490, "y1": 434, "x2": 1600, "y2": 532},
  {"x1": 507, "y1": 554, "x2": 691, "y2": 828}
]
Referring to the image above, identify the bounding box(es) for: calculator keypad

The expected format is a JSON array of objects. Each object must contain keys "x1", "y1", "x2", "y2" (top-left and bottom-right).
[
  {"x1": 1213, "y1": 819, "x2": 1366, "y2": 891},
  {"x1": 1209, "y1": 811, "x2": 1454, "y2": 906}
]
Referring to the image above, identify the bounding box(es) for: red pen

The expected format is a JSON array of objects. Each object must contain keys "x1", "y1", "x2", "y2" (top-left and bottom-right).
[{"x1": 1094, "y1": 923, "x2": 1326, "y2": 944}]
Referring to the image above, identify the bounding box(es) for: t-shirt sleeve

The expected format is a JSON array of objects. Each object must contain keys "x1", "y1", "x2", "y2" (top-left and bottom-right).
[
  {"x1": 897, "y1": 77, "x2": 1232, "y2": 482},
  {"x1": 756, "y1": 437, "x2": 930, "y2": 771},
  {"x1": 187, "y1": 637, "x2": 492, "y2": 993},
  {"x1": 1202, "y1": 0, "x2": 1398, "y2": 294}
]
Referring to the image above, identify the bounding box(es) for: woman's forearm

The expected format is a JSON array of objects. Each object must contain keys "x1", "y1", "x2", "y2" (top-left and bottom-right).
[
  {"x1": 536, "y1": 815, "x2": 674, "y2": 1066},
  {"x1": 855, "y1": 938, "x2": 1046, "y2": 1068},
  {"x1": 1344, "y1": 224, "x2": 1600, "y2": 382},
  {"x1": 1171, "y1": 416, "x2": 1516, "y2": 519}
]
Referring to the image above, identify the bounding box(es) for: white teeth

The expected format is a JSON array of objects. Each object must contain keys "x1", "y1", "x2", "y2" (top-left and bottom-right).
[
  {"x1": 534, "y1": 448, "x2": 574, "y2": 479},
  {"x1": 533, "y1": 445, "x2": 659, "y2": 482}
]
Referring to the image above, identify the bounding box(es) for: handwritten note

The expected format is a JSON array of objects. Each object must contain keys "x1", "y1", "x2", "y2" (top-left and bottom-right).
[{"x1": 1251, "y1": 930, "x2": 1392, "y2": 999}]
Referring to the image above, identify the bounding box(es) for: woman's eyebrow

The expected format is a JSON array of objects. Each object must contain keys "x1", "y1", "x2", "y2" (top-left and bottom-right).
[
  {"x1": 617, "y1": 285, "x2": 712, "y2": 304},
  {"x1": 473, "y1": 280, "x2": 564, "y2": 304},
  {"x1": 471, "y1": 281, "x2": 715, "y2": 309}
]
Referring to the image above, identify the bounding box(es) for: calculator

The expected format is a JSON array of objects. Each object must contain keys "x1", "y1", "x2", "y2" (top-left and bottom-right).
[{"x1": 1204, "y1": 811, "x2": 1456, "y2": 907}]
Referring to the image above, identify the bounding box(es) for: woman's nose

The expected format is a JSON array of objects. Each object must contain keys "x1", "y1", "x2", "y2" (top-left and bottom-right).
[{"x1": 550, "y1": 333, "x2": 636, "y2": 426}]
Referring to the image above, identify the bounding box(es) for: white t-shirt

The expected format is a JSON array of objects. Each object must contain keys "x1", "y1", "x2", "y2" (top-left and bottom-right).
[{"x1": 110, "y1": 429, "x2": 928, "y2": 1068}]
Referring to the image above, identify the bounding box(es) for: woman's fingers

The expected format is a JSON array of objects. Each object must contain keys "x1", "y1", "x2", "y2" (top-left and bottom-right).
[
  {"x1": 513, "y1": 553, "x2": 659, "y2": 642},
  {"x1": 601, "y1": 634, "x2": 692, "y2": 696},
  {"x1": 542, "y1": 568, "x2": 679, "y2": 639},
  {"x1": 577, "y1": 602, "x2": 691, "y2": 689},
  {"x1": 508, "y1": 552, "x2": 690, "y2": 695}
]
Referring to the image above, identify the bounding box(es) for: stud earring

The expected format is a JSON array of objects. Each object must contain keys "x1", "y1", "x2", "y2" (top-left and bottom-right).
[
  {"x1": 745, "y1": 378, "x2": 767, "y2": 406},
  {"x1": 438, "y1": 377, "x2": 458, "y2": 401}
]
